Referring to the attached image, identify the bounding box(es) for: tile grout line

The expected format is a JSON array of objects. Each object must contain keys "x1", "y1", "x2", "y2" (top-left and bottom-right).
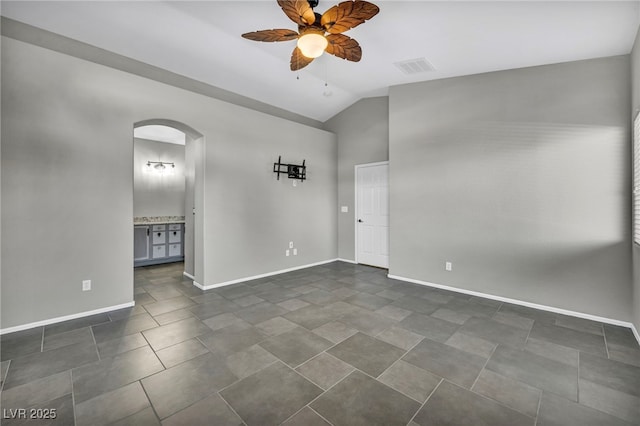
[
  {"x1": 88, "y1": 327, "x2": 100, "y2": 362},
  {"x1": 533, "y1": 388, "x2": 543, "y2": 426},
  {"x1": 308, "y1": 405, "x2": 336, "y2": 426},
  {"x1": 138, "y1": 379, "x2": 163, "y2": 423},
  {"x1": 215, "y1": 390, "x2": 247, "y2": 426},
  {"x1": 602, "y1": 325, "x2": 611, "y2": 359},
  {"x1": 407, "y1": 378, "x2": 444, "y2": 425},
  {"x1": 40, "y1": 327, "x2": 45, "y2": 352},
  {"x1": 70, "y1": 369, "x2": 78, "y2": 426},
  {"x1": 470, "y1": 343, "x2": 498, "y2": 390}
]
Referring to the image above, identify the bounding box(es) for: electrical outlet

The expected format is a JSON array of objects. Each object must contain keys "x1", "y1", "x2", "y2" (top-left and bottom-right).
[
  {"x1": 82, "y1": 280, "x2": 92, "y2": 291},
  {"x1": 341, "y1": 206, "x2": 348, "y2": 213},
  {"x1": 293, "y1": 180, "x2": 297, "y2": 187},
  {"x1": 445, "y1": 262, "x2": 452, "y2": 271},
  {"x1": 293, "y1": 248, "x2": 298, "y2": 256},
  {"x1": 289, "y1": 241, "x2": 294, "y2": 249},
  {"x1": 286, "y1": 249, "x2": 290, "y2": 257}
]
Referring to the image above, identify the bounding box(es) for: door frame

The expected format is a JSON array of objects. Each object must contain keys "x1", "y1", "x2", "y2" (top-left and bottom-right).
[{"x1": 354, "y1": 161, "x2": 389, "y2": 265}]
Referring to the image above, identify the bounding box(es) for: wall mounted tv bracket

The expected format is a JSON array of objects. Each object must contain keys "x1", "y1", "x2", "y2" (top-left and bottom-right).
[{"x1": 273, "y1": 155, "x2": 306, "y2": 181}]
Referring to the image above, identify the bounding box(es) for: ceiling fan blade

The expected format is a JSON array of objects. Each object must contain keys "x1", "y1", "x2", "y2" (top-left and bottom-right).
[
  {"x1": 325, "y1": 34, "x2": 362, "y2": 62},
  {"x1": 242, "y1": 29, "x2": 299, "y2": 42},
  {"x1": 278, "y1": 0, "x2": 316, "y2": 26},
  {"x1": 291, "y1": 46, "x2": 314, "y2": 71},
  {"x1": 321, "y1": 0, "x2": 379, "y2": 34}
]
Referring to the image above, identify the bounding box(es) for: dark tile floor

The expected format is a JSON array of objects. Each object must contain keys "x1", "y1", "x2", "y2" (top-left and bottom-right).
[{"x1": 1, "y1": 261, "x2": 640, "y2": 425}]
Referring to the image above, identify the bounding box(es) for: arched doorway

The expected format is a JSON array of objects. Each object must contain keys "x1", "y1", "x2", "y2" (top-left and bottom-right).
[{"x1": 133, "y1": 119, "x2": 205, "y2": 285}]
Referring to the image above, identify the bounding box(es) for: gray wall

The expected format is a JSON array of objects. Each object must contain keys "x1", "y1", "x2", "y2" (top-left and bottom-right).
[
  {"x1": 389, "y1": 56, "x2": 633, "y2": 321},
  {"x1": 631, "y1": 29, "x2": 640, "y2": 332},
  {"x1": 133, "y1": 138, "x2": 185, "y2": 218},
  {"x1": 1, "y1": 36, "x2": 337, "y2": 329},
  {"x1": 324, "y1": 97, "x2": 389, "y2": 261}
]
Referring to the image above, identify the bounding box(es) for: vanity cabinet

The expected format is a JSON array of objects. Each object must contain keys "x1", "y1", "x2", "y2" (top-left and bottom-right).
[{"x1": 134, "y1": 223, "x2": 184, "y2": 267}]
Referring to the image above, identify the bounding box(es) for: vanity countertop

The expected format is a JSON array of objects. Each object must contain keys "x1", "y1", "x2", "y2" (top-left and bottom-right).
[{"x1": 134, "y1": 216, "x2": 185, "y2": 225}]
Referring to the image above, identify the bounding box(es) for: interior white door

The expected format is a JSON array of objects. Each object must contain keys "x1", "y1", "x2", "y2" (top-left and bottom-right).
[{"x1": 356, "y1": 163, "x2": 389, "y2": 268}]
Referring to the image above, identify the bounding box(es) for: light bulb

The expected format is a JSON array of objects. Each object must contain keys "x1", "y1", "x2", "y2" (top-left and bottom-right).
[{"x1": 297, "y1": 33, "x2": 327, "y2": 59}]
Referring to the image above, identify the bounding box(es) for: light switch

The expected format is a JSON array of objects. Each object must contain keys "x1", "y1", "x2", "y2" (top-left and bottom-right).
[{"x1": 341, "y1": 206, "x2": 348, "y2": 213}]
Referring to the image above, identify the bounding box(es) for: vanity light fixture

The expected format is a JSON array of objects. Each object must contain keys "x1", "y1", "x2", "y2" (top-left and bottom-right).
[{"x1": 146, "y1": 161, "x2": 175, "y2": 173}]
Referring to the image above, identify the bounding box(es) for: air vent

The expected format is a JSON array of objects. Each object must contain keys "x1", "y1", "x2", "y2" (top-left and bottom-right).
[{"x1": 393, "y1": 58, "x2": 435, "y2": 75}]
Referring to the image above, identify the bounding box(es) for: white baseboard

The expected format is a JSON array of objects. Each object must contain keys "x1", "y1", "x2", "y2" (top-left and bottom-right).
[
  {"x1": 0, "y1": 301, "x2": 136, "y2": 335},
  {"x1": 337, "y1": 258, "x2": 357, "y2": 264},
  {"x1": 388, "y1": 274, "x2": 640, "y2": 346},
  {"x1": 194, "y1": 259, "x2": 340, "y2": 290},
  {"x1": 183, "y1": 271, "x2": 195, "y2": 280}
]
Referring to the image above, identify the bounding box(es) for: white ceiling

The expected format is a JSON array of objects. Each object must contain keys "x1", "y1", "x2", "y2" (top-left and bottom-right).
[{"x1": 3, "y1": 1, "x2": 639, "y2": 122}]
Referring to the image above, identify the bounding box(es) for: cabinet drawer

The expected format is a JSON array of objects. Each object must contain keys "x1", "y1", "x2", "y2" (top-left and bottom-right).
[
  {"x1": 152, "y1": 245, "x2": 167, "y2": 259},
  {"x1": 152, "y1": 224, "x2": 167, "y2": 232},
  {"x1": 169, "y1": 243, "x2": 182, "y2": 257},
  {"x1": 168, "y1": 229, "x2": 182, "y2": 243},
  {"x1": 168, "y1": 224, "x2": 182, "y2": 231},
  {"x1": 152, "y1": 231, "x2": 166, "y2": 245}
]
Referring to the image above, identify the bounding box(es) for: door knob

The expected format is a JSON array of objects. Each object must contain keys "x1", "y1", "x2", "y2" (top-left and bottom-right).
[{"x1": 358, "y1": 219, "x2": 363, "y2": 223}]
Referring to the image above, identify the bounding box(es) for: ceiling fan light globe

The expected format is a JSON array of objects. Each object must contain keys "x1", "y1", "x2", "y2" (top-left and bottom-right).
[{"x1": 297, "y1": 33, "x2": 327, "y2": 58}]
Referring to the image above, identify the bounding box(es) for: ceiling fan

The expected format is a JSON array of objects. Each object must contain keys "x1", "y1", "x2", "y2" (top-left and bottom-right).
[{"x1": 242, "y1": 0, "x2": 379, "y2": 71}]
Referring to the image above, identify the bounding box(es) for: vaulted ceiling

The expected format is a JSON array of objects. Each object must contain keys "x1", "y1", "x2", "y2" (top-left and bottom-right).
[{"x1": 3, "y1": 1, "x2": 639, "y2": 122}]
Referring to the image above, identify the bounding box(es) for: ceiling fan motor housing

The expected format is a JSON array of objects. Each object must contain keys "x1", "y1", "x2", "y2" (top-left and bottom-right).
[{"x1": 307, "y1": 0, "x2": 320, "y2": 8}]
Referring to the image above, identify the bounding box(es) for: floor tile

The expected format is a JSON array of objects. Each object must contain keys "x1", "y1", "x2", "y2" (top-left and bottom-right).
[
  {"x1": 282, "y1": 407, "x2": 331, "y2": 426},
  {"x1": 555, "y1": 315, "x2": 603, "y2": 336},
  {"x1": 344, "y1": 293, "x2": 391, "y2": 311},
  {"x1": 579, "y1": 378, "x2": 640, "y2": 424},
  {"x1": 234, "y1": 302, "x2": 289, "y2": 325},
  {"x1": 72, "y1": 345, "x2": 164, "y2": 404},
  {"x1": 152, "y1": 308, "x2": 194, "y2": 326},
  {"x1": 402, "y1": 338, "x2": 486, "y2": 389},
  {"x1": 260, "y1": 288, "x2": 303, "y2": 304},
  {"x1": 445, "y1": 331, "x2": 496, "y2": 358},
  {"x1": 225, "y1": 344, "x2": 279, "y2": 379},
  {"x1": 220, "y1": 361, "x2": 323, "y2": 426},
  {"x1": 143, "y1": 296, "x2": 196, "y2": 317},
  {"x1": 471, "y1": 369, "x2": 541, "y2": 418},
  {"x1": 486, "y1": 345, "x2": 578, "y2": 401},
  {"x1": 202, "y1": 312, "x2": 245, "y2": 331},
  {"x1": 537, "y1": 392, "x2": 631, "y2": 426},
  {"x1": 142, "y1": 352, "x2": 237, "y2": 419},
  {"x1": 376, "y1": 326, "x2": 424, "y2": 350},
  {"x1": 331, "y1": 287, "x2": 360, "y2": 300},
  {"x1": 199, "y1": 323, "x2": 266, "y2": 356},
  {"x1": 392, "y1": 296, "x2": 440, "y2": 315},
  {"x1": 277, "y1": 298, "x2": 311, "y2": 311},
  {"x1": 255, "y1": 316, "x2": 299, "y2": 336},
  {"x1": 108, "y1": 305, "x2": 148, "y2": 322},
  {"x1": 376, "y1": 289, "x2": 406, "y2": 301},
  {"x1": 300, "y1": 289, "x2": 341, "y2": 305},
  {"x1": 327, "y1": 332, "x2": 405, "y2": 377},
  {"x1": 311, "y1": 279, "x2": 344, "y2": 291},
  {"x1": 144, "y1": 285, "x2": 183, "y2": 301},
  {"x1": 295, "y1": 352, "x2": 355, "y2": 389},
  {"x1": 607, "y1": 342, "x2": 640, "y2": 367},
  {"x1": 312, "y1": 321, "x2": 358, "y2": 344},
  {"x1": 524, "y1": 337, "x2": 580, "y2": 367},
  {"x1": 491, "y1": 311, "x2": 535, "y2": 331},
  {"x1": 232, "y1": 294, "x2": 265, "y2": 307},
  {"x1": 529, "y1": 322, "x2": 607, "y2": 357},
  {"x1": 0, "y1": 328, "x2": 43, "y2": 361},
  {"x1": 339, "y1": 309, "x2": 396, "y2": 336},
  {"x1": 375, "y1": 304, "x2": 412, "y2": 321},
  {"x1": 217, "y1": 284, "x2": 256, "y2": 300},
  {"x1": 413, "y1": 380, "x2": 534, "y2": 426},
  {"x1": 189, "y1": 299, "x2": 240, "y2": 320},
  {"x1": 443, "y1": 298, "x2": 500, "y2": 318},
  {"x1": 311, "y1": 370, "x2": 420, "y2": 426},
  {"x1": 135, "y1": 292, "x2": 157, "y2": 305},
  {"x1": 162, "y1": 393, "x2": 243, "y2": 426},
  {"x1": 3, "y1": 342, "x2": 99, "y2": 389},
  {"x1": 91, "y1": 313, "x2": 158, "y2": 344},
  {"x1": 431, "y1": 307, "x2": 471, "y2": 325},
  {"x1": 378, "y1": 360, "x2": 441, "y2": 402},
  {"x1": 0, "y1": 370, "x2": 71, "y2": 410},
  {"x1": 155, "y1": 338, "x2": 209, "y2": 369},
  {"x1": 1, "y1": 359, "x2": 10, "y2": 387},
  {"x1": 579, "y1": 352, "x2": 640, "y2": 398},
  {"x1": 42, "y1": 326, "x2": 94, "y2": 352},
  {"x1": 398, "y1": 313, "x2": 460, "y2": 343},
  {"x1": 283, "y1": 305, "x2": 334, "y2": 330},
  {"x1": 110, "y1": 407, "x2": 160, "y2": 426},
  {"x1": 457, "y1": 317, "x2": 529, "y2": 349},
  {"x1": 604, "y1": 324, "x2": 640, "y2": 349},
  {"x1": 260, "y1": 327, "x2": 332, "y2": 367},
  {"x1": 142, "y1": 317, "x2": 211, "y2": 351},
  {"x1": 97, "y1": 333, "x2": 148, "y2": 359},
  {"x1": 75, "y1": 381, "x2": 150, "y2": 426},
  {"x1": 498, "y1": 303, "x2": 557, "y2": 324}
]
